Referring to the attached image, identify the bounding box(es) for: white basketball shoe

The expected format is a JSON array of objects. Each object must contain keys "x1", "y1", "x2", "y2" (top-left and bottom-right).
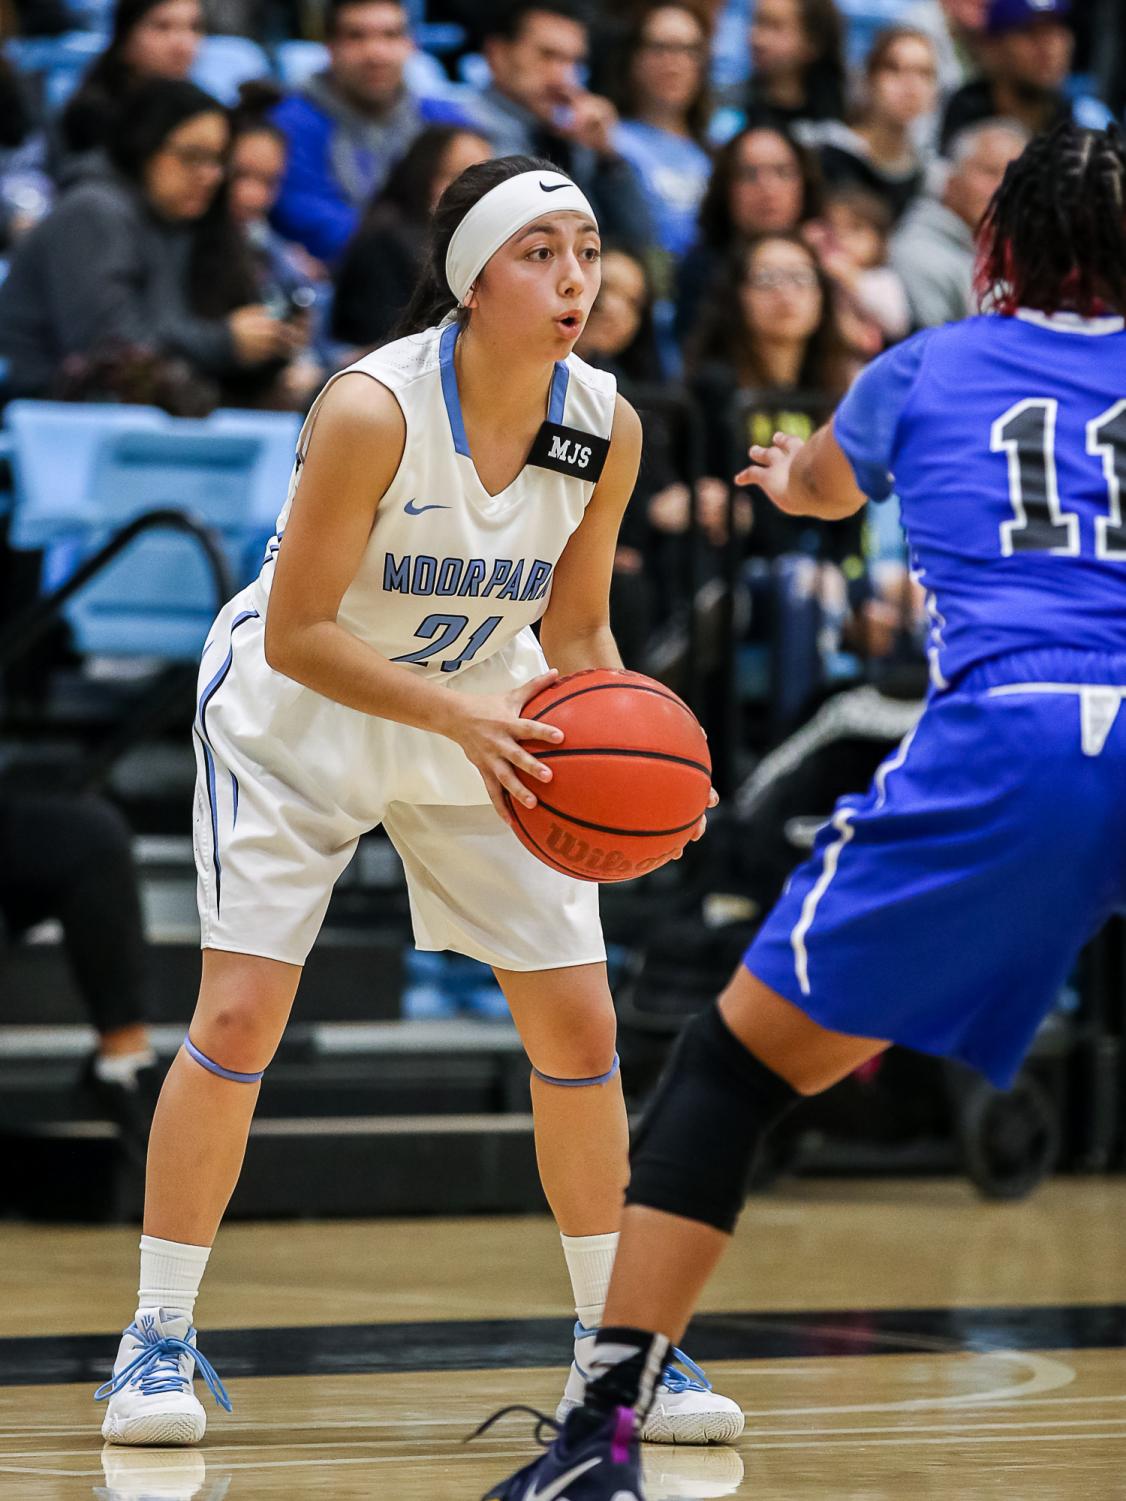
[
  {"x1": 96, "y1": 1309, "x2": 231, "y2": 1447},
  {"x1": 556, "y1": 1323, "x2": 745, "y2": 1445}
]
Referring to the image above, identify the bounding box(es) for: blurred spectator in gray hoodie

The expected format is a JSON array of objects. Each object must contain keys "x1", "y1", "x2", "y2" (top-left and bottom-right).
[{"x1": 889, "y1": 117, "x2": 1026, "y2": 327}]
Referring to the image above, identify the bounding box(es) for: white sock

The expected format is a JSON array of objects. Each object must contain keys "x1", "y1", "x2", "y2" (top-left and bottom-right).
[
  {"x1": 138, "y1": 1235, "x2": 211, "y2": 1322},
  {"x1": 561, "y1": 1231, "x2": 619, "y2": 1333},
  {"x1": 94, "y1": 1048, "x2": 156, "y2": 1088}
]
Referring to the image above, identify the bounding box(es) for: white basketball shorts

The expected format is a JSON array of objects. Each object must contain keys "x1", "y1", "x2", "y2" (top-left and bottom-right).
[{"x1": 192, "y1": 599, "x2": 604, "y2": 971}]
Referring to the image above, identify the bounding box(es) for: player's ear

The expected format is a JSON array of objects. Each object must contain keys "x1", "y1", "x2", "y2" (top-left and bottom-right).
[{"x1": 464, "y1": 282, "x2": 479, "y2": 312}]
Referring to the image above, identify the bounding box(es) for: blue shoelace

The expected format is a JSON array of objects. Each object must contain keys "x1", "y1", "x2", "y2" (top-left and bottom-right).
[
  {"x1": 573, "y1": 1322, "x2": 712, "y2": 1395},
  {"x1": 94, "y1": 1321, "x2": 233, "y2": 1412}
]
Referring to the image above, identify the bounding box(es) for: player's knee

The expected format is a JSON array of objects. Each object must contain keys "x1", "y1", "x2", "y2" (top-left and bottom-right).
[
  {"x1": 529, "y1": 1010, "x2": 618, "y2": 1084},
  {"x1": 626, "y1": 1005, "x2": 800, "y2": 1234},
  {"x1": 192, "y1": 998, "x2": 283, "y2": 1075}
]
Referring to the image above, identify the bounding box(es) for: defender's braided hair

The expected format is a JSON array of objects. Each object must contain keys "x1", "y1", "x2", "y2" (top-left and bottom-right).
[{"x1": 975, "y1": 122, "x2": 1126, "y2": 318}]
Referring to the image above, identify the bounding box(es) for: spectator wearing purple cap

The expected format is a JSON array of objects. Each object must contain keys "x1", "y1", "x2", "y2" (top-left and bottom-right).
[{"x1": 939, "y1": 0, "x2": 1112, "y2": 152}]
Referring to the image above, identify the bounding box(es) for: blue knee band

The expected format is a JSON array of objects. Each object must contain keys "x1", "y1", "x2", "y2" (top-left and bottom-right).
[
  {"x1": 183, "y1": 1034, "x2": 265, "y2": 1084},
  {"x1": 532, "y1": 1052, "x2": 620, "y2": 1088}
]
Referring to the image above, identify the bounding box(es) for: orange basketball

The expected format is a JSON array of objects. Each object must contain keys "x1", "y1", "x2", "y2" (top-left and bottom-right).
[{"x1": 504, "y1": 669, "x2": 712, "y2": 883}]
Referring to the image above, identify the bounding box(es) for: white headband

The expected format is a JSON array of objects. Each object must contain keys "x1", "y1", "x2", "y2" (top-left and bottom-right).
[{"x1": 444, "y1": 169, "x2": 598, "y2": 307}]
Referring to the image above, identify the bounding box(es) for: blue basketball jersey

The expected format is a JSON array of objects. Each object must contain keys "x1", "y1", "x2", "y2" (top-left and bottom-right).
[{"x1": 834, "y1": 310, "x2": 1126, "y2": 687}]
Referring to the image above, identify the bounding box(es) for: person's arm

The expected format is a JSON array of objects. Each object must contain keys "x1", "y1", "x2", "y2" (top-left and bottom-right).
[
  {"x1": 735, "y1": 331, "x2": 934, "y2": 517},
  {"x1": 264, "y1": 374, "x2": 566, "y2": 825},
  {"x1": 735, "y1": 422, "x2": 867, "y2": 520},
  {"x1": 41, "y1": 189, "x2": 151, "y2": 354},
  {"x1": 538, "y1": 394, "x2": 643, "y2": 674},
  {"x1": 270, "y1": 97, "x2": 359, "y2": 264},
  {"x1": 39, "y1": 187, "x2": 242, "y2": 371}
]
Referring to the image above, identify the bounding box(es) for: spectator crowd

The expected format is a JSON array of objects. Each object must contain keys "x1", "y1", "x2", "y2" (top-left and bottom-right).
[{"x1": 0, "y1": 0, "x2": 1120, "y2": 745}]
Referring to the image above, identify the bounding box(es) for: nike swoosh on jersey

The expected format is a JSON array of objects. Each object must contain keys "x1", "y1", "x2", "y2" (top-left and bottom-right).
[
  {"x1": 403, "y1": 498, "x2": 450, "y2": 515},
  {"x1": 526, "y1": 1456, "x2": 601, "y2": 1499},
  {"x1": 540, "y1": 181, "x2": 570, "y2": 192}
]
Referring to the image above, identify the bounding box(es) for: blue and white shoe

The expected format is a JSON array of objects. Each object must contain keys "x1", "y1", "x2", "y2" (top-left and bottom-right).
[
  {"x1": 479, "y1": 1404, "x2": 644, "y2": 1501},
  {"x1": 557, "y1": 1325, "x2": 744, "y2": 1445},
  {"x1": 95, "y1": 1309, "x2": 231, "y2": 1446}
]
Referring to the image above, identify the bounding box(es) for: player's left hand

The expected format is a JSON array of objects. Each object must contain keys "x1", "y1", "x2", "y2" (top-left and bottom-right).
[
  {"x1": 674, "y1": 787, "x2": 719, "y2": 858},
  {"x1": 735, "y1": 432, "x2": 804, "y2": 508}
]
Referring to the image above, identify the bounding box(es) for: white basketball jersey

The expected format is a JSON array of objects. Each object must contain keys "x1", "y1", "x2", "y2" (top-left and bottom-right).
[{"x1": 249, "y1": 322, "x2": 618, "y2": 680}]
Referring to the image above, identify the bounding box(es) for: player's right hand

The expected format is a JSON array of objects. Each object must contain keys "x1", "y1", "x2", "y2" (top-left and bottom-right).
[
  {"x1": 447, "y1": 670, "x2": 565, "y2": 830},
  {"x1": 734, "y1": 433, "x2": 804, "y2": 508}
]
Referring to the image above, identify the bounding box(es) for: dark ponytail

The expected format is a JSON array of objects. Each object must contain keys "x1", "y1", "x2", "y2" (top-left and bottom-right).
[{"x1": 395, "y1": 154, "x2": 570, "y2": 337}]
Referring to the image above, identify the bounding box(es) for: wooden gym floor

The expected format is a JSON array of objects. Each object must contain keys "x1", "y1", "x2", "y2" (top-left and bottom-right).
[{"x1": 2, "y1": 1177, "x2": 1125, "y2": 1499}]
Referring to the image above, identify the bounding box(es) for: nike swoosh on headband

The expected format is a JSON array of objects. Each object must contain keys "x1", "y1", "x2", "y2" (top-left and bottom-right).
[
  {"x1": 404, "y1": 498, "x2": 450, "y2": 515},
  {"x1": 526, "y1": 1456, "x2": 601, "y2": 1499},
  {"x1": 540, "y1": 181, "x2": 570, "y2": 192}
]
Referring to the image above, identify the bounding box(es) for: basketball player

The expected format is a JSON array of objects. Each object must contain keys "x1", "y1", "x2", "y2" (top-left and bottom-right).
[
  {"x1": 94, "y1": 156, "x2": 736, "y2": 1447},
  {"x1": 484, "y1": 121, "x2": 1126, "y2": 1499}
]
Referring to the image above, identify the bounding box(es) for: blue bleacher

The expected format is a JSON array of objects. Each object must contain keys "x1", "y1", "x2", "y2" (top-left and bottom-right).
[
  {"x1": 190, "y1": 33, "x2": 272, "y2": 105},
  {"x1": 6, "y1": 402, "x2": 300, "y2": 660},
  {"x1": 5, "y1": 31, "x2": 104, "y2": 110}
]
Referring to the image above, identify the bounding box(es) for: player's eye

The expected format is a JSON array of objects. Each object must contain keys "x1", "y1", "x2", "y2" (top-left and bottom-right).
[
  {"x1": 581, "y1": 246, "x2": 601, "y2": 261},
  {"x1": 526, "y1": 246, "x2": 552, "y2": 261}
]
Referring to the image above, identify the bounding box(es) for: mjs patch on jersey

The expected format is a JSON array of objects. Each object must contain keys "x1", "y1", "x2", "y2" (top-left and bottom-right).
[{"x1": 528, "y1": 421, "x2": 610, "y2": 481}]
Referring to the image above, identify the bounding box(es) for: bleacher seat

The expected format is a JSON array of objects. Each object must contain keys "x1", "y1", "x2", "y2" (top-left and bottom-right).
[
  {"x1": 62, "y1": 0, "x2": 113, "y2": 31},
  {"x1": 274, "y1": 38, "x2": 329, "y2": 88},
  {"x1": 5, "y1": 31, "x2": 104, "y2": 110},
  {"x1": 456, "y1": 53, "x2": 491, "y2": 90},
  {"x1": 5, "y1": 402, "x2": 300, "y2": 660},
  {"x1": 191, "y1": 33, "x2": 271, "y2": 104}
]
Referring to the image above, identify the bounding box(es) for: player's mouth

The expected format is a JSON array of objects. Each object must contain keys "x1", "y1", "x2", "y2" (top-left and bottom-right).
[{"x1": 554, "y1": 311, "x2": 584, "y2": 338}]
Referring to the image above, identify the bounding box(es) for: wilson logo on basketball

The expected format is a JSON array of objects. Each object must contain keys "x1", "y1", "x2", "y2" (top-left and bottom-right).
[{"x1": 544, "y1": 826, "x2": 675, "y2": 877}]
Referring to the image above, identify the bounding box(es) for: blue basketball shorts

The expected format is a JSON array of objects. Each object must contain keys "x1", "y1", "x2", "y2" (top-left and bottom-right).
[{"x1": 745, "y1": 650, "x2": 1126, "y2": 1088}]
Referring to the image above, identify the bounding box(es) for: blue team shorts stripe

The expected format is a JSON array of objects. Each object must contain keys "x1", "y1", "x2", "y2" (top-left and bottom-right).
[
  {"x1": 196, "y1": 608, "x2": 259, "y2": 914},
  {"x1": 789, "y1": 723, "x2": 920, "y2": 996},
  {"x1": 744, "y1": 680, "x2": 1126, "y2": 1088}
]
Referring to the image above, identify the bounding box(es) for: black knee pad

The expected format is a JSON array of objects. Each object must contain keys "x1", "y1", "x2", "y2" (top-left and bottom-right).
[{"x1": 626, "y1": 1003, "x2": 799, "y2": 1234}]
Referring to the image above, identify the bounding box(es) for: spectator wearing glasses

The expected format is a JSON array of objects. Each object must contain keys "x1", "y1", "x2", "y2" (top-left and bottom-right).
[
  {"x1": 686, "y1": 233, "x2": 849, "y2": 528},
  {"x1": 470, "y1": 0, "x2": 655, "y2": 253},
  {"x1": 0, "y1": 80, "x2": 303, "y2": 404},
  {"x1": 269, "y1": 0, "x2": 469, "y2": 264},
  {"x1": 56, "y1": 0, "x2": 206, "y2": 180},
  {"x1": 606, "y1": 1, "x2": 714, "y2": 262},
  {"x1": 798, "y1": 28, "x2": 940, "y2": 223},
  {"x1": 676, "y1": 122, "x2": 821, "y2": 344},
  {"x1": 940, "y1": 0, "x2": 1112, "y2": 151}
]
